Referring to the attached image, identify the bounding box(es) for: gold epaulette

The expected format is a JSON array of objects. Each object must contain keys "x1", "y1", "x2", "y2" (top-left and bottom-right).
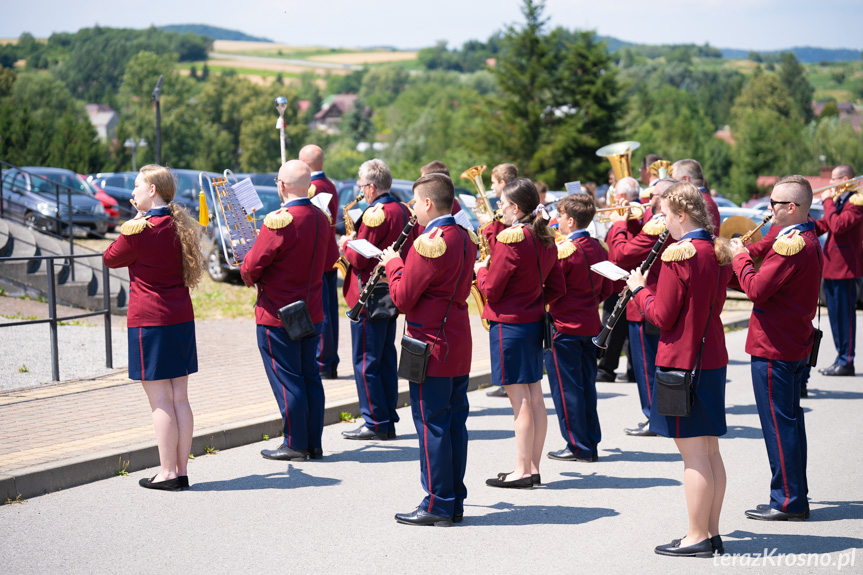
[
  {"x1": 120, "y1": 216, "x2": 154, "y2": 236},
  {"x1": 263, "y1": 208, "x2": 293, "y2": 230},
  {"x1": 661, "y1": 239, "x2": 696, "y2": 262},
  {"x1": 598, "y1": 239, "x2": 609, "y2": 252},
  {"x1": 307, "y1": 183, "x2": 317, "y2": 199},
  {"x1": 413, "y1": 228, "x2": 447, "y2": 258},
  {"x1": 362, "y1": 205, "x2": 385, "y2": 228},
  {"x1": 467, "y1": 228, "x2": 479, "y2": 245},
  {"x1": 557, "y1": 240, "x2": 577, "y2": 260},
  {"x1": 849, "y1": 193, "x2": 863, "y2": 206},
  {"x1": 643, "y1": 217, "x2": 666, "y2": 236},
  {"x1": 640, "y1": 187, "x2": 654, "y2": 199},
  {"x1": 496, "y1": 224, "x2": 525, "y2": 244},
  {"x1": 773, "y1": 230, "x2": 805, "y2": 256}
]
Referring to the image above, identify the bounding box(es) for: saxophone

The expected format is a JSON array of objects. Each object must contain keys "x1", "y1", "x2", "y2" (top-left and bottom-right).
[
  {"x1": 461, "y1": 165, "x2": 499, "y2": 332},
  {"x1": 333, "y1": 191, "x2": 364, "y2": 278}
]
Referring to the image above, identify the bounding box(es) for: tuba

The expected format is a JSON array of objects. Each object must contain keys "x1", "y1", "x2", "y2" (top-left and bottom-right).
[
  {"x1": 461, "y1": 165, "x2": 496, "y2": 331},
  {"x1": 333, "y1": 191, "x2": 364, "y2": 278},
  {"x1": 596, "y1": 141, "x2": 640, "y2": 206}
]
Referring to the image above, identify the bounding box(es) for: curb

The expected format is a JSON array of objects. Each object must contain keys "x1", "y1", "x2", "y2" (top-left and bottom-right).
[{"x1": 1, "y1": 370, "x2": 493, "y2": 502}]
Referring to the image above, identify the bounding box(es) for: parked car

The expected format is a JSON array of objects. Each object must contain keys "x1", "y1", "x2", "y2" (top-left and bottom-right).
[
  {"x1": 711, "y1": 195, "x2": 738, "y2": 208},
  {"x1": 233, "y1": 172, "x2": 278, "y2": 187},
  {"x1": 77, "y1": 175, "x2": 119, "y2": 231},
  {"x1": 87, "y1": 172, "x2": 138, "y2": 219},
  {"x1": 1, "y1": 167, "x2": 110, "y2": 236}
]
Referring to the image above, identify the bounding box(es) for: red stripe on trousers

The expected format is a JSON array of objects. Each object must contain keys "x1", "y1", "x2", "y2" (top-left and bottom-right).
[
  {"x1": 551, "y1": 340, "x2": 578, "y2": 453},
  {"x1": 419, "y1": 383, "x2": 435, "y2": 512},
  {"x1": 767, "y1": 360, "x2": 791, "y2": 511},
  {"x1": 639, "y1": 324, "x2": 651, "y2": 404},
  {"x1": 267, "y1": 328, "x2": 292, "y2": 448}
]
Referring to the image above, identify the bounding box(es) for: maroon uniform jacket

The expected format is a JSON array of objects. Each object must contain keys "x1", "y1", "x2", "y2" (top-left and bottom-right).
[
  {"x1": 103, "y1": 211, "x2": 193, "y2": 328},
  {"x1": 746, "y1": 224, "x2": 781, "y2": 261},
  {"x1": 386, "y1": 217, "x2": 478, "y2": 377},
  {"x1": 481, "y1": 219, "x2": 505, "y2": 252},
  {"x1": 733, "y1": 224, "x2": 822, "y2": 362},
  {"x1": 550, "y1": 231, "x2": 613, "y2": 336},
  {"x1": 343, "y1": 193, "x2": 412, "y2": 308},
  {"x1": 240, "y1": 198, "x2": 330, "y2": 327},
  {"x1": 309, "y1": 172, "x2": 340, "y2": 270},
  {"x1": 813, "y1": 193, "x2": 863, "y2": 280},
  {"x1": 476, "y1": 225, "x2": 565, "y2": 323},
  {"x1": 608, "y1": 217, "x2": 669, "y2": 322},
  {"x1": 633, "y1": 233, "x2": 731, "y2": 370}
]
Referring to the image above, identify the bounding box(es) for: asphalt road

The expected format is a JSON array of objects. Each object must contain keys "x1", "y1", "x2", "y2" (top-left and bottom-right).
[{"x1": 1, "y1": 327, "x2": 861, "y2": 575}]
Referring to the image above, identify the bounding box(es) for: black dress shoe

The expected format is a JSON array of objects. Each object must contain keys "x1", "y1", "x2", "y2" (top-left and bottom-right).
[
  {"x1": 388, "y1": 429, "x2": 397, "y2": 439},
  {"x1": 624, "y1": 424, "x2": 657, "y2": 436},
  {"x1": 178, "y1": 476, "x2": 190, "y2": 490},
  {"x1": 745, "y1": 507, "x2": 807, "y2": 521},
  {"x1": 755, "y1": 504, "x2": 810, "y2": 518},
  {"x1": 395, "y1": 507, "x2": 452, "y2": 527},
  {"x1": 261, "y1": 444, "x2": 309, "y2": 461},
  {"x1": 595, "y1": 371, "x2": 615, "y2": 383},
  {"x1": 320, "y1": 370, "x2": 338, "y2": 380},
  {"x1": 655, "y1": 538, "x2": 714, "y2": 558},
  {"x1": 486, "y1": 386, "x2": 507, "y2": 397},
  {"x1": 547, "y1": 447, "x2": 597, "y2": 462},
  {"x1": 452, "y1": 513, "x2": 463, "y2": 524},
  {"x1": 496, "y1": 472, "x2": 542, "y2": 485},
  {"x1": 616, "y1": 373, "x2": 635, "y2": 382},
  {"x1": 139, "y1": 475, "x2": 183, "y2": 492},
  {"x1": 341, "y1": 425, "x2": 388, "y2": 441},
  {"x1": 486, "y1": 474, "x2": 534, "y2": 489},
  {"x1": 308, "y1": 447, "x2": 323, "y2": 460},
  {"x1": 710, "y1": 535, "x2": 724, "y2": 555},
  {"x1": 821, "y1": 363, "x2": 855, "y2": 376}
]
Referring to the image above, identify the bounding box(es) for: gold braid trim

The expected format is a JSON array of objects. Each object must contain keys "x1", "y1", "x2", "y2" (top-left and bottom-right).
[
  {"x1": 307, "y1": 183, "x2": 317, "y2": 199},
  {"x1": 849, "y1": 193, "x2": 863, "y2": 206},
  {"x1": 467, "y1": 228, "x2": 479, "y2": 245},
  {"x1": 661, "y1": 239, "x2": 696, "y2": 262},
  {"x1": 642, "y1": 217, "x2": 666, "y2": 236},
  {"x1": 362, "y1": 204, "x2": 385, "y2": 227},
  {"x1": 773, "y1": 230, "x2": 805, "y2": 256},
  {"x1": 496, "y1": 224, "x2": 525, "y2": 244},
  {"x1": 598, "y1": 239, "x2": 610, "y2": 252},
  {"x1": 263, "y1": 208, "x2": 293, "y2": 230},
  {"x1": 120, "y1": 216, "x2": 154, "y2": 236},
  {"x1": 413, "y1": 229, "x2": 447, "y2": 258},
  {"x1": 557, "y1": 240, "x2": 577, "y2": 260}
]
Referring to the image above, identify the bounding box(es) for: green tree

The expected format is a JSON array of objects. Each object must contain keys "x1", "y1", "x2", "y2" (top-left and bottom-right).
[{"x1": 778, "y1": 52, "x2": 814, "y2": 123}]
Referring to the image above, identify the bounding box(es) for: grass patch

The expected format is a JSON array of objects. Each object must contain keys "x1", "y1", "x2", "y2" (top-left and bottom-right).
[
  {"x1": 116, "y1": 457, "x2": 130, "y2": 476},
  {"x1": 57, "y1": 319, "x2": 94, "y2": 327},
  {"x1": 339, "y1": 411, "x2": 355, "y2": 423},
  {"x1": 2, "y1": 312, "x2": 39, "y2": 321},
  {"x1": 262, "y1": 434, "x2": 270, "y2": 441},
  {"x1": 3, "y1": 494, "x2": 26, "y2": 505},
  {"x1": 177, "y1": 62, "x2": 303, "y2": 79},
  {"x1": 18, "y1": 364, "x2": 29, "y2": 373}
]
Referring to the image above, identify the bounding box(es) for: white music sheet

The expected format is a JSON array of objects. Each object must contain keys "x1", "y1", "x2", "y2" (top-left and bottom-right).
[
  {"x1": 590, "y1": 260, "x2": 630, "y2": 281},
  {"x1": 347, "y1": 239, "x2": 383, "y2": 259},
  {"x1": 311, "y1": 192, "x2": 333, "y2": 218},
  {"x1": 231, "y1": 178, "x2": 264, "y2": 214}
]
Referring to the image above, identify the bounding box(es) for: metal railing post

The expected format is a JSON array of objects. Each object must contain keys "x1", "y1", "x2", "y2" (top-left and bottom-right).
[
  {"x1": 102, "y1": 265, "x2": 113, "y2": 368},
  {"x1": 47, "y1": 260, "x2": 60, "y2": 382},
  {"x1": 0, "y1": 163, "x2": 4, "y2": 219},
  {"x1": 66, "y1": 185, "x2": 75, "y2": 281}
]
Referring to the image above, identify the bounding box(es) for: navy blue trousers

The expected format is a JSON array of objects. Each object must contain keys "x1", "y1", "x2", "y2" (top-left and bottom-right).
[
  {"x1": 350, "y1": 314, "x2": 399, "y2": 433},
  {"x1": 257, "y1": 323, "x2": 325, "y2": 451},
  {"x1": 317, "y1": 270, "x2": 340, "y2": 374},
  {"x1": 544, "y1": 333, "x2": 601, "y2": 458},
  {"x1": 629, "y1": 321, "x2": 659, "y2": 419},
  {"x1": 410, "y1": 375, "x2": 470, "y2": 518},
  {"x1": 824, "y1": 278, "x2": 857, "y2": 367},
  {"x1": 751, "y1": 356, "x2": 809, "y2": 513}
]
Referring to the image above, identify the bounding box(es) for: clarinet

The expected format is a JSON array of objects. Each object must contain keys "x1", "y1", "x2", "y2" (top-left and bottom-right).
[
  {"x1": 592, "y1": 230, "x2": 670, "y2": 349},
  {"x1": 346, "y1": 214, "x2": 418, "y2": 322}
]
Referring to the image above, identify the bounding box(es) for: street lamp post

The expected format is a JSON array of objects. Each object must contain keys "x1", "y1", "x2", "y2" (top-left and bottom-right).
[
  {"x1": 275, "y1": 96, "x2": 287, "y2": 165},
  {"x1": 124, "y1": 138, "x2": 148, "y2": 171},
  {"x1": 152, "y1": 75, "x2": 163, "y2": 165}
]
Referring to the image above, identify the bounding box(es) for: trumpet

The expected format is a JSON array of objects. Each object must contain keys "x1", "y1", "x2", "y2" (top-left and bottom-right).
[
  {"x1": 812, "y1": 175, "x2": 863, "y2": 201},
  {"x1": 333, "y1": 192, "x2": 364, "y2": 278},
  {"x1": 595, "y1": 203, "x2": 645, "y2": 223},
  {"x1": 461, "y1": 165, "x2": 495, "y2": 331}
]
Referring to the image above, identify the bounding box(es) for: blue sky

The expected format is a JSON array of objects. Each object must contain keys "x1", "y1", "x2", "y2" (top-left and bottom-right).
[{"x1": 3, "y1": 0, "x2": 862, "y2": 52}]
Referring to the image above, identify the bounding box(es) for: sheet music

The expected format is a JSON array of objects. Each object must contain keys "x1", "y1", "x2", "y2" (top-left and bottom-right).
[
  {"x1": 458, "y1": 194, "x2": 477, "y2": 209},
  {"x1": 565, "y1": 181, "x2": 583, "y2": 195},
  {"x1": 347, "y1": 239, "x2": 383, "y2": 259},
  {"x1": 454, "y1": 209, "x2": 474, "y2": 231},
  {"x1": 232, "y1": 178, "x2": 264, "y2": 214},
  {"x1": 348, "y1": 208, "x2": 363, "y2": 223},
  {"x1": 311, "y1": 192, "x2": 332, "y2": 217},
  {"x1": 591, "y1": 260, "x2": 630, "y2": 281}
]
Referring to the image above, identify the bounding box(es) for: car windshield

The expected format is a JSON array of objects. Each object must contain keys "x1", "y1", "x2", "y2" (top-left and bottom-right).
[
  {"x1": 255, "y1": 192, "x2": 283, "y2": 220},
  {"x1": 32, "y1": 173, "x2": 89, "y2": 196}
]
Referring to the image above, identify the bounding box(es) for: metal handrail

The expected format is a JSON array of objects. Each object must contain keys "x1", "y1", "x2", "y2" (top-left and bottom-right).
[{"x1": 0, "y1": 252, "x2": 113, "y2": 382}]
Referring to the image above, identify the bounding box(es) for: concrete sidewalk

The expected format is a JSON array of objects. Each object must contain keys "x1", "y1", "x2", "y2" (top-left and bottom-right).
[{"x1": 0, "y1": 325, "x2": 860, "y2": 575}]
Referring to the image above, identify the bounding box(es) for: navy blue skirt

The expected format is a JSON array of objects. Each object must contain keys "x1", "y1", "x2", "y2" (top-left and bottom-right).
[
  {"x1": 128, "y1": 321, "x2": 198, "y2": 381},
  {"x1": 649, "y1": 366, "x2": 726, "y2": 438},
  {"x1": 489, "y1": 320, "x2": 543, "y2": 386}
]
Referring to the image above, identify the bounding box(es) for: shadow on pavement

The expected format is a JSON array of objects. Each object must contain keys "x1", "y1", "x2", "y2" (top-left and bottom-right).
[
  {"x1": 464, "y1": 502, "x2": 619, "y2": 526},
  {"x1": 724, "y1": 529, "x2": 863, "y2": 555},
  {"x1": 726, "y1": 403, "x2": 758, "y2": 415},
  {"x1": 470, "y1": 406, "x2": 517, "y2": 417},
  {"x1": 599, "y1": 448, "x2": 681, "y2": 463},
  {"x1": 546, "y1": 471, "x2": 681, "y2": 490},
  {"x1": 808, "y1": 500, "x2": 863, "y2": 522},
  {"x1": 725, "y1": 425, "x2": 764, "y2": 440},
  {"x1": 191, "y1": 465, "x2": 341, "y2": 491},
  {"x1": 467, "y1": 429, "x2": 515, "y2": 441},
  {"x1": 324, "y1": 443, "x2": 419, "y2": 463},
  {"x1": 805, "y1": 389, "x2": 863, "y2": 400}
]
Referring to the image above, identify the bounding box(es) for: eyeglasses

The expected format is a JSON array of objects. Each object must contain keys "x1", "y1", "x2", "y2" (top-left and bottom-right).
[
  {"x1": 358, "y1": 182, "x2": 373, "y2": 189},
  {"x1": 770, "y1": 199, "x2": 800, "y2": 208},
  {"x1": 273, "y1": 178, "x2": 284, "y2": 186}
]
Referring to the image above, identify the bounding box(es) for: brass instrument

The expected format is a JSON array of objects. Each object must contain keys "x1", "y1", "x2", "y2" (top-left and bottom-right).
[
  {"x1": 811, "y1": 175, "x2": 863, "y2": 201},
  {"x1": 597, "y1": 141, "x2": 640, "y2": 205},
  {"x1": 720, "y1": 214, "x2": 771, "y2": 244},
  {"x1": 739, "y1": 214, "x2": 772, "y2": 244},
  {"x1": 461, "y1": 165, "x2": 495, "y2": 331},
  {"x1": 333, "y1": 191, "x2": 364, "y2": 278},
  {"x1": 204, "y1": 171, "x2": 259, "y2": 268},
  {"x1": 594, "y1": 203, "x2": 645, "y2": 223},
  {"x1": 649, "y1": 160, "x2": 673, "y2": 180}
]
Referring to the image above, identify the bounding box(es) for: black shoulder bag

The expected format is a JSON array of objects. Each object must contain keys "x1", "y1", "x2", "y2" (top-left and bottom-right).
[
  {"x1": 260, "y1": 208, "x2": 320, "y2": 341},
  {"x1": 365, "y1": 202, "x2": 411, "y2": 321},
  {"x1": 528, "y1": 229, "x2": 555, "y2": 352},
  {"x1": 655, "y1": 268, "x2": 721, "y2": 417},
  {"x1": 397, "y1": 230, "x2": 467, "y2": 384}
]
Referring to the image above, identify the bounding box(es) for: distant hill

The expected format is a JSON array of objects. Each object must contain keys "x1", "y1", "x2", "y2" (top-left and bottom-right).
[
  {"x1": 721, "y1": 46, "x2": 861, "y2": 63},
  {"x1": 159, "y1": 24, "x2": 272, "y2": 43}
]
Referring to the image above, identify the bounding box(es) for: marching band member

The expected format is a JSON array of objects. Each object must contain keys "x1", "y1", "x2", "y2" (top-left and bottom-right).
[
  {"x1": 730, "y1": 175, "x2": 821, "y2": 522},
  {"x1": 340, "y1": 159, "x2": 412, "y2": 441},
  {"x1": 299, "y1": 144, "x2": 341, "y2": 380},
  {"x1": 627, "y1": 182, "x2": 733, "y2": 558},
  {"x1": 104, "y1": 164, "x2": 204, "y2": 491},
  {"x1": 420, "y1": 161, "x2": 465, "y2": 217},
  {"x1": 475, "y1": 178, "x2": 565, "y2": 488},
  {"x1": 672, "y1": 160, "x2": 721, "y2": 234},
  {"x1": 545, "y1": 195, "x2": 612, "y2": 463},
  {"x1": 814, "y1": 164, "x2": 863, "y2": 376},
  {"x1": 381, "y1": 173, "x2": 477, "y2": 527},
  {"x1": 607, "y1": 178, "x2": 676, "y2": 436},
  {"x1": 241, "y1": 160, "x2": 331, "y2": 461}
]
